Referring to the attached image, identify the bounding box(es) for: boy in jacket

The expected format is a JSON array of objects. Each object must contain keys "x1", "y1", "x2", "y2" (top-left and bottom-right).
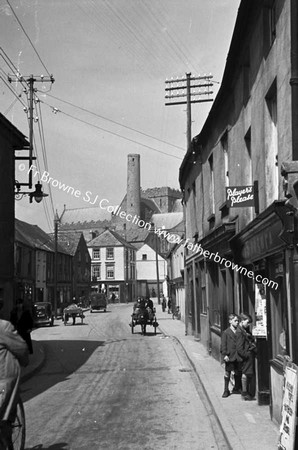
[
  {"x1": 221, "y1": 313, "x2": 242, "y2": 398},
  {"x1": 237, "y1": 313, "x2": 257, "y2": 401}
]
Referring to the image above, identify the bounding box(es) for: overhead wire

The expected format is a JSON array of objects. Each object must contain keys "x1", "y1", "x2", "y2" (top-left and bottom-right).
[
  {"x1": 5, "y1": 0, "x2": 51, "y2": 76},
  {"x1": 40, "y1": 92, "x2": 185, "y2": 152},
  {"x1": 0, "y1": 74, "x2": 28, "y2": 109},
  {"x1": 39, "y1": 98, "x2": 183, "y2": 161},
  {"x1": 35, "y1": 97, "x2": 55, "y2": 218}
]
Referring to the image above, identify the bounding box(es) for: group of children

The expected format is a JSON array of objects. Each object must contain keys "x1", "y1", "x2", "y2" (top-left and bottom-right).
[{"x1": 221, "y1": 313, "x2": 257, "y2": 401}]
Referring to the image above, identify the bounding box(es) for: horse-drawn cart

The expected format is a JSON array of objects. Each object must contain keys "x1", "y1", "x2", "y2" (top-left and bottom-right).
[
  {"x1": 63, "y1": 304, "x2": 84, "y2": 325},
  {"x1": 130, "y1": 307, "x2": 159, "y2": 335}
]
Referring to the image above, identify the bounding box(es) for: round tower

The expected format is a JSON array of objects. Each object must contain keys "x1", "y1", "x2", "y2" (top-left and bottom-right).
[{"x1": 127, "y1": 154, "x2": 141, "y2": 228}]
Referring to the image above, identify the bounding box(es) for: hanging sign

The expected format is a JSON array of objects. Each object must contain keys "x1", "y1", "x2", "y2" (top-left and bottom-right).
[
  {"x1": 278, "y1": 363, "x2": 298, "y2": 450},
  {"x1": 226, "y1": 185, "x2": 254, "y2": 207}
]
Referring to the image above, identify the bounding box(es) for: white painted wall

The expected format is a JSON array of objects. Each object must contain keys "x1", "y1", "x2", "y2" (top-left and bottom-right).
[{"x1": 136, "y1": 243, "x2": 166, "y2": 281}]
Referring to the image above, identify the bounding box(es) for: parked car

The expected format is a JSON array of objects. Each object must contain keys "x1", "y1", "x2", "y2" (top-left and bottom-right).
[
  {"x1": 33, "y1": 302, "x2": 54, "y2": 327},
  {"x1": 89, "y1": 293, "x2": 107, "y2": 313}
]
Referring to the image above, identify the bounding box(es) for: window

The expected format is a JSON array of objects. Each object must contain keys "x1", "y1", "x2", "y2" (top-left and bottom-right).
[
  {"x1": 93, "y1": 248, "x2": 100, "y2": 260},
  {"x1": 106, "y1": 265, "x2": 115, "y2": 279},
  {"x1": 106, "y1": 247, "x2": 114, "y2": 260},
  {"x1": 208, "y1": 154, "x2": 215, "y2": 214},
  {"x1": 265, "y1": 80, "x2": 278, "y2": 202},
  {"x1": 264, "y1": 1, "x2": 277, "y2": 57},
  {"x1": 244, "y1": 128, "x2": 252, "y2": 184},
  {"x1": 221, "y1": 132, "x2": 229, "y2": 187},
  {"x1": 92, "y1": 265, "x2": 101, "y2": 279},
  {"x1": 142, "y1": 254, "x2": 147, "y2": 261}
]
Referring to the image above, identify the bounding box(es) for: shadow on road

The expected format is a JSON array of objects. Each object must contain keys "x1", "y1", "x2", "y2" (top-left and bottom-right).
[
  {"x1": 26, "y1": 444, "x2": 68, "y2": 450},
  {"x1": 21, "y1": 339, "x2": 105, "y2": 403}
]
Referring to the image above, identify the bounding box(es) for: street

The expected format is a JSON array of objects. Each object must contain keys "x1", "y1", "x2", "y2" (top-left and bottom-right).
[{"x1": 21, "y1": 304, "x2": 229, "y2": 450}]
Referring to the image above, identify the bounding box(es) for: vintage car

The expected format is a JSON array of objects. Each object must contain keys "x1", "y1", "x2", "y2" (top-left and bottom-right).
[
  {"x1": 89, "y1": 293, "x2": 107, "y2": 313},
  {"x1": 33, "y1": 302, "x2": 54, "y2": 327}
]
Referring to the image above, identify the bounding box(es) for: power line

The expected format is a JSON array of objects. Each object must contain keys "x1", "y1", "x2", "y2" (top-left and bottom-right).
[
  {"x1": 42, "y1": 92, "x2": 185, "y2": 152},
  {"x1": 5, "y1": 0, "x2": 51, "y2": 76},
  {"x1": 39, "y1": 98, "x2": 183, "y2": 161}
]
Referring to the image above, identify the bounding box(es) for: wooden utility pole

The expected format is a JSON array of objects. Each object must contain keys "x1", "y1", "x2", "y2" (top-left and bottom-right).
[
  {"x1": 54, "y1": 211, "x2": 59, "y2": 318},
  {"x1": 8, "y1": 74, "x2": 54, "y2": 188},
  {"x1": 165, "y1": 72, "x2": 213, "y2": 151}
]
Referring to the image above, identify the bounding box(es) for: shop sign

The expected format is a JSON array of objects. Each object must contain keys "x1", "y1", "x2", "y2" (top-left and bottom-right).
[
  {"x1": 226, "y1": 185, "x2": 254, "y2": 208},
  {"x1": 242, "y1": 220, "x2": 283, "y2": 262},
  {"x1": 278, "y1": 363, "x2": 298, "y2": 450},
  {"x1": 252, "y1": 283, "x2": 267, "y2": 338}
]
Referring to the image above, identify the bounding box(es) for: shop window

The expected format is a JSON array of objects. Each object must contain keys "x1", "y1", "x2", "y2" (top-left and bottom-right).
[
  {"x1": 208, "y1": 261, "x2": 220, "y2": 327},
  {"x1": 270, "y1": 277, "x2": 289, "y2": 359},
  {"x1": 200, "y1": 261, "x2": 207, "y2": 315}
]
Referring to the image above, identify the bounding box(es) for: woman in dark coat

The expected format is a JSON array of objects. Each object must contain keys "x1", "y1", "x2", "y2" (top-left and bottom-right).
[{"x1": 10, "y1": 299, "x2": 33, "y2": 354}]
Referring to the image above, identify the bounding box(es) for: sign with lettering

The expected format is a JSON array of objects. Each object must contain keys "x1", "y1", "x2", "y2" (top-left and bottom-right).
[
  {"x1": 278, "y1": 363, "x2": 298, "y2": 450},
  {"x1": 252, "y1": 283, "x2": 267, "y2": 338},
  {"x1": 226, "y1": 185, "x2": 254, "y2": 208}
]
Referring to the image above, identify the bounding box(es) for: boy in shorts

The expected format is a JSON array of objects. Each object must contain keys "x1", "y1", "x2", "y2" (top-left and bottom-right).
[{"x1": 221, "y1": 313, "x2": 242, "y2": 398}]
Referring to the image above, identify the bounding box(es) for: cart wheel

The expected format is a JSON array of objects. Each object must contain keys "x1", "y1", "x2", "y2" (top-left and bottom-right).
[
  {"x1": 154, "y1": 319, "x2": 157, "y2": 335},
  {"x1": 131, "y1": 321, "x2": 134, "y2": 334}
]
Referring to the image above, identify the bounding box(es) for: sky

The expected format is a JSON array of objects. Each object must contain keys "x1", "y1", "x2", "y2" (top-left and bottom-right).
[{"x1": 0, "y1": 0, "x2": 240, "y2": 232}]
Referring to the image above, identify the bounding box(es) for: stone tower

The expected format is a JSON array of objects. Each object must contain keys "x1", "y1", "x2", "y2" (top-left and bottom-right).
[{"x1": 126, "y1": 154, "x2": 141, "y2": 229}]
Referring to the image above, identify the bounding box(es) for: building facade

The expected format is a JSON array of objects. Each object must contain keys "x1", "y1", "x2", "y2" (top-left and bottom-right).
[
  {"x1": 0, "y1": 114, "x2": 29, "y2": 319},
  {"x1": 179, "y1": 0, "x2": 298, "y2": 424},
  {"x1": 88, "y1": 228, "x2": 136, "y2": 302}
]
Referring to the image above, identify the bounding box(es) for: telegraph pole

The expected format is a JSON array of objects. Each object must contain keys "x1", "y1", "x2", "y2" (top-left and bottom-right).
[
  {"x1": 165, "y1": 72, "x2": 213, "y2": 151},
  {"x1": 8, "y1": 74, "x2": 54, "y2": 188},
  {"x1": 54, "y1": 211, "x2": 59, "y2": 318}
]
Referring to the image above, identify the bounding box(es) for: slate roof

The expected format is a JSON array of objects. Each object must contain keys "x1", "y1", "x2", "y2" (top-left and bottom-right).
[
  {"x1": 60, "y1": 206, "x2": 111, "y2": 224},
  {"x1": 88, "y1": 228, "x2": 135, "y2": 249},
  {"x1": 56, "y1": 231, "x2": 84, "y2": 256},
  {"x1": 15, "y1": 219, "x2": 67, "y2": 254},
  {"x1": 151, "y1": 212, "x2": 184, "y2": 231}
]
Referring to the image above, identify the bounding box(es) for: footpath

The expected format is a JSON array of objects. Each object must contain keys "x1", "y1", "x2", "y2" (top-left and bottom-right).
[
  {"x1": 157, "y1": 304, "x2": 280, "y2": 450},
  {"x1": 21, "y1": 305, "x2": 280, "y2": 449}
]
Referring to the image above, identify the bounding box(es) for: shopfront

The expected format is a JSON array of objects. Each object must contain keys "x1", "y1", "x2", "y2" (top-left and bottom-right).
[{"x1": 230, "y1": 201, "x2": 295, "y2": 423}]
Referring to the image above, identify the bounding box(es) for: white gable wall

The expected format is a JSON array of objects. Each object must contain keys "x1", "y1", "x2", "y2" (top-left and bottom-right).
[{"x1": 136, "y1": 243, "x2": 166, "y2": 281}]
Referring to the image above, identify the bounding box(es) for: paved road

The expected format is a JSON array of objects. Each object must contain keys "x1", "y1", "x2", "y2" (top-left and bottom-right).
[{"x1": 22, "y1": 304, "x2": 229, "y2": 450}]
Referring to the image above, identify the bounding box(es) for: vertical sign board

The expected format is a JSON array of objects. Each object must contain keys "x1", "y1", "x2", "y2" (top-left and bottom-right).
[
  {"x1": 278, "y1": 363, "x2": 298, "y2": 450},
  {"x1": 252, "y1": 284, "x2": 267, "y2": 338}
]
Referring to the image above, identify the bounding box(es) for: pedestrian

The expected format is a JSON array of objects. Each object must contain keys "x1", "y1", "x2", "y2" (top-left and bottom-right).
[
  {"x1": 237, "y1": 313, "x2": 257, "y2": 401},
  {"x1": 167, "y1": 298, "x2": 172, "y2": 314},
  {"x1": 0, "y1": 297, "x2": 28, "y2": 443},
  {"x1": 162, "y1": 296, "x2": 166, "y2": 312},
  {"x1": 220, "y1": 313, "x2": 242, "y2": 398},
  {"x1": 10, "y1": 299, "x2": 34, "y2": 354}
]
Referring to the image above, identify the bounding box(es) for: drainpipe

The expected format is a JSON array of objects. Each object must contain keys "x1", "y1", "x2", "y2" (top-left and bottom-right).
[{"x1": 290, "y1": 0, "x2": 298, "y2": 160}]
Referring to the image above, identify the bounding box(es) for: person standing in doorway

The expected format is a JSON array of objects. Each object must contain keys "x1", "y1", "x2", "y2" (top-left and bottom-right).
[
  {"x1": 237, "y1": 313, "x2": 257, "y2": 401},
  {"x1": 220, "y1": 314, "x2": 242, "y2": 398}
]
